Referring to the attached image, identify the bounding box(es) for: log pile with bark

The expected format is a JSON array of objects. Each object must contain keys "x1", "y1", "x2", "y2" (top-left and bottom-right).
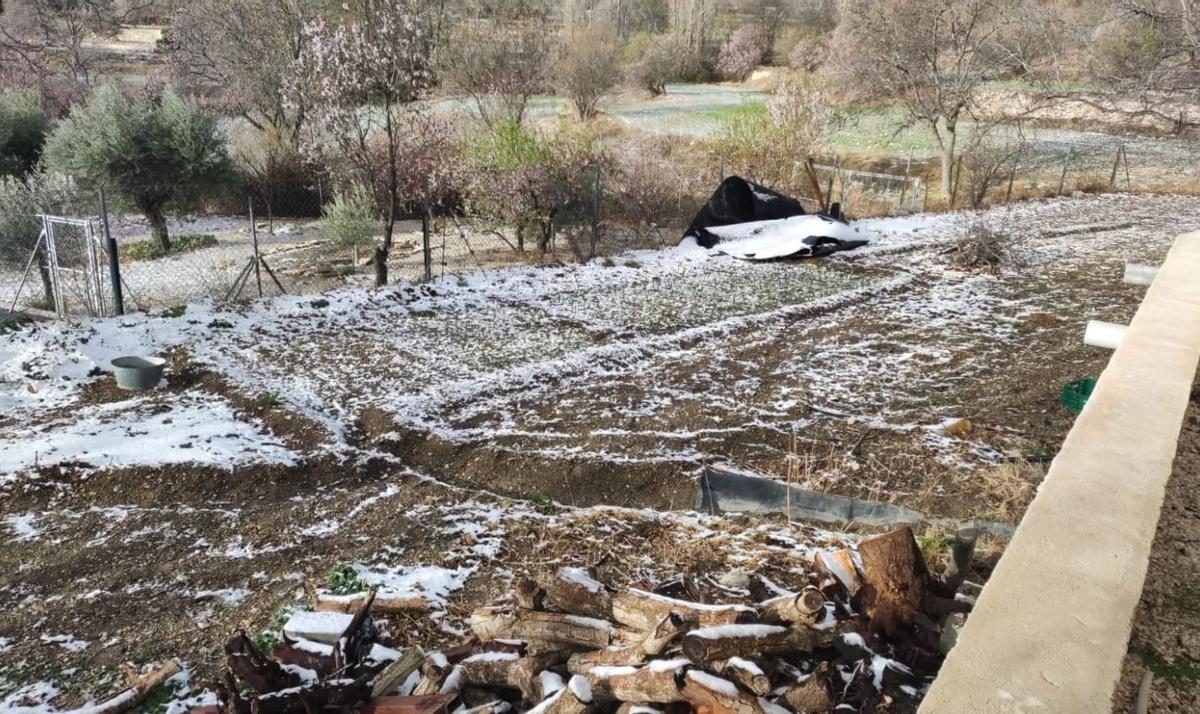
[{"x1": 197, "y1": 527, "x2": 975, "y2": 714}]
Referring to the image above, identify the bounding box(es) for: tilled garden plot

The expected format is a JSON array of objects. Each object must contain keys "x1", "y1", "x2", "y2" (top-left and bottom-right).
[{"x1": 4, "y1": 193, "x2": 1200, "y2": 712}]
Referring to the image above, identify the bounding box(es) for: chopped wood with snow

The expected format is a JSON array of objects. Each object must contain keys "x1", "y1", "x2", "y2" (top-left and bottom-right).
[
  {"x1": 537, "y1": 567, "x2": 613, "y2": 620},
  {"x1": 679, "y1": 669, "x2": 762, "y2": 714},
  {"x1": 757, "y1": 589, "x2": 825, "y2": 625},
  {"x1": 611, "y1": 589, "x2": 755, "y2": 632},
  {"x1": 567, "y1": 613, "x2": 688, "y2": 673},
  {"x1": 471, "y1": 607, "x2": 615, "y2": 650}
]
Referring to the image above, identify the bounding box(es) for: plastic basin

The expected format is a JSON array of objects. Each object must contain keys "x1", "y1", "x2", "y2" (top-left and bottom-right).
[{"x1": 111, "y1": 356, "x2": 166, "y2": 391}]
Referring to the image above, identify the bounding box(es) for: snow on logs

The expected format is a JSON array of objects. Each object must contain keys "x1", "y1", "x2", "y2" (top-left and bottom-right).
[{"x1": 201, "y1": 528, "x2": 967, "y2": 714}]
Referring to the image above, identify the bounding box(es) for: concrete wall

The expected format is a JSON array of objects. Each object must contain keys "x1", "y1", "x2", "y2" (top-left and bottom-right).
[{"x1": 920, "y1": 231, "x2": 1200, "y2": 713}]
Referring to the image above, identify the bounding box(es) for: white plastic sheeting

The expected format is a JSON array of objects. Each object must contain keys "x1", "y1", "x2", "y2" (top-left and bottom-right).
[{"x1": 705, "y1": 215, "x2": 874, "y2": 260}]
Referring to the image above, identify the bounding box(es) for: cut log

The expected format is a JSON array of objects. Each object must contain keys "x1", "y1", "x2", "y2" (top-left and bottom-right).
[
  {"x1": 529, "y1": 675, "x2": 593, "y2": 714},
  {"x1": 854, "y1": 527, "x2": 930, "y2": 642},
  {"x1": 586, "y1": 661, "x2": 690, "y2": 704},
  {"x1": 611, "y1": 590, "x2": 754, "y2": 632},
  {"x1": 813, "y1": 550, "x2": 861, "y2": 595},
  {"x1": 538, "y1": 567, "x2": 613, "y2": 620},
  {"x1": 515, "y1": 579, "x2": 546, "y2": 611},
  {"x1": 678, "y1": 669, "x2": 762, "y2": 714},
  {"x1": 459, "y1": 651, "x2": 566, "y2": 702},
  {"x1": 567, "y1": 613, "x2": 689, "y2": 673},
  {"x1": 470, "y1": 607, "x2": 614, "y2": 650},
  {"x1": 757, "y1": 590, "x2": 825, "y2": 625},
  {"x1": 412, "y1": 653, "x2": 452, "y2": 696},
  {"x1": 357, "y1": 695, "x2": 456, "y2": 714},
  {"x1": 615, "y1": 705, "x2": 663, "y2": 714},
  {"x1": 457, "y1": 702, "x2": 512, "y2": 714},
  {"x1": 711, "y1": 658, "x2": 770, "y2": 697},
  {"x1": 372, "y1": 646, "x2": 427, "y2": 698},
  {"x1": 681, "y1": 624, "x2": 832, "y2": 664},
  {"x1": 315, "y1": 593, "x2": 428, "y2": 615},
  {"x1": 781, "y1": 662, "x2": 832, "y2": 713},
  {"x1": 272, "y1": 636, "x2": 334, "y2": 679}
]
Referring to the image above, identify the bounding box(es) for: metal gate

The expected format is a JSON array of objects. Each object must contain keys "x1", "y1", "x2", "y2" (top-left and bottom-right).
[{"x1": 5, "y1": 215, "x2": 112, "y2": 319}]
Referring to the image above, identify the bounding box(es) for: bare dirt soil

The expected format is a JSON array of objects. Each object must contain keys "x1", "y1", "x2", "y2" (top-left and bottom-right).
[
  {"x1": 4, "y1": 194, "x2": 1200, "y2": 710},
  {"x1": 1112, "y1": 378, "x2": 1200, "y2": 712}
]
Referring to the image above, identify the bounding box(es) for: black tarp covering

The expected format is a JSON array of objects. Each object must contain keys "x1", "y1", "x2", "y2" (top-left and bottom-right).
[{"x1": 683, "y1": 176, "x2": 808, "y2": 248}]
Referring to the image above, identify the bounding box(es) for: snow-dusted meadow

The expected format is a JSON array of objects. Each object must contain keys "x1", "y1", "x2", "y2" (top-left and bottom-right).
[{"x1": 3, "y1": 193, "x2": 1200, "y2": 711}]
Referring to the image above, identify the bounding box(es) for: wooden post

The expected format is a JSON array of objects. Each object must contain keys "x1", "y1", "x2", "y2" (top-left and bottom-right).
[
  {"x1": 1109, "y1": 144, "x2": 1123, "y2": 189},
  {"x1": 1058, "y1": 146, "x2": 1075, "y2": 195},
  {"x1": 825, "y1": 156, "x2": 838, "y2": 206},
  {"x1": 1122, "y1": 144, "x2": 1132, "y2": 189},
  {"x1": 591, "y1": 167, "x2": 601, "y2": 257},
  {"x1": 897, "y1": 149, "x2": 913, "y2": 210},
  {"x1": 803, "y1": 158, "x2": 825, "y2": 211},
  {"x1": 1005, "y1": 163, "x2": 1017, "y2": 204}
]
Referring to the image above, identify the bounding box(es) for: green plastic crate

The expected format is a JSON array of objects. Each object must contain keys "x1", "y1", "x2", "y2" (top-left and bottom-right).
[{"x1": 1060, "y1": 377, "x2": 1097, "y2": 414}]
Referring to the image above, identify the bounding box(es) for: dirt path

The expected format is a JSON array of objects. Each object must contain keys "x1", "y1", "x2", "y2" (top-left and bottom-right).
[{"x1": 1112, "y1": 377, "x2": 1200, "y2": 711}]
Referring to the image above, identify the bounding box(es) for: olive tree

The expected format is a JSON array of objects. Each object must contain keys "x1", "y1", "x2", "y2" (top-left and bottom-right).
[{"x1": 44, "y1": 85, "x2": 233, "y2": 252}]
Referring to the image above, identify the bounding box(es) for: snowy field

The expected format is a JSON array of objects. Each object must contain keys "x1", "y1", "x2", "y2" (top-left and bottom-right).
[{"x1": 3, "y1": 193, "x2": 1200, "y2": 711}]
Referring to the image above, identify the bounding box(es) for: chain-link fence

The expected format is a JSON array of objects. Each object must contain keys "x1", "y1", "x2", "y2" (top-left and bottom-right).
[{"x1": 3, "y1": 129, "x2": 1198, "y2": 323}]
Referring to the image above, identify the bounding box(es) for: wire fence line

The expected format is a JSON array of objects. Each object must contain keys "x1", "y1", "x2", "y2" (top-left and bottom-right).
[{"x1": 1, "y1": 136, "x2": 1193, "y2": 322}]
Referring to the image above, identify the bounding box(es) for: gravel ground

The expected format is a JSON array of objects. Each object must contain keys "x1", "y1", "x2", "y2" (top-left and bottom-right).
[{"x1": 1112, "y1": 377, "x2": 1200, "y2": 712}]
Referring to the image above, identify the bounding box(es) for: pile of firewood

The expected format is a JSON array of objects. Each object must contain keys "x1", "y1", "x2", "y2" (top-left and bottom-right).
[{"x1": 197, "y1": 527, "x2": 976, "y2": 714}]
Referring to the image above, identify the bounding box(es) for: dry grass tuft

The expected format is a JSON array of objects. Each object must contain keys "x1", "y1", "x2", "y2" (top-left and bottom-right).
[{"x1": 976, "y1": 460, "x2": 1044, "y2": 523}]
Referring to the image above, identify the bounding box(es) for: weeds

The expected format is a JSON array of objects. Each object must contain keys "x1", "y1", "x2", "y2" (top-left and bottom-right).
[
  {"x1": 526, "y1": 492, "x2": 558, "y2": 515},
  {"x1": 327, "y1": 563, "x2": 369, "y2": 595},
  {"x1": 162, "y1": 305, "x2": 187, "y2": 318},
  {"x1": 0, "y1": 314, "x2": 33, "y2": 335},
  {"x1": 1136, "y1": 646, "x2": 1200, "y2": 689},
  {"x1": 310, "y1": 298, "x2": 330, "y2": 309},
  {"x1": 123, "y1": 234, "x2": 218, "y2": 262},
  {"x1": 257, "y1": 391, "x2": 283, "y2": 408}
]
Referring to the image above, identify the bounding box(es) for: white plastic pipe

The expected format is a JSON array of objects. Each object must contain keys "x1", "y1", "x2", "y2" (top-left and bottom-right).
[
  {"x1": 1123, "y1": 263, "x2": 1159, "y2": 286},
  {"x1": 1084, "y1": 320, "x2": 1129, "y2": 350}
]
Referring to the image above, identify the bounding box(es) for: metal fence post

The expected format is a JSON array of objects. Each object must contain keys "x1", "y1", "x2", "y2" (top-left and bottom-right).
[
  {"x1": 422, "y1": 176, "x2": 432, "y2": 283},
  {"x1": 98, "y1": 188, "x2": 124, "y2": 316},
  {"x1": 248, "y1": 195, "x2": 263, "y2": 298}
]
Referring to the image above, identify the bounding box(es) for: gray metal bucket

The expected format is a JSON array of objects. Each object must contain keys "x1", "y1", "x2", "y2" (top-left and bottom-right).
[{"x1": 111, "y1": 356, "x2": 166, "y2": 391}]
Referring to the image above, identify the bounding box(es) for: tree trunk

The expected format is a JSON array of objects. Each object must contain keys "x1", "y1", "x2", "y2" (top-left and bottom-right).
[
  {"x1": 37, "y1": 250, "x2": 55, "y2": 309},
  {"x1": 147, "y1": 207, "x2": 171, "y2": 253},
  {"x1": 938, "y1": 119, "x2": 958, "y2": 199}
]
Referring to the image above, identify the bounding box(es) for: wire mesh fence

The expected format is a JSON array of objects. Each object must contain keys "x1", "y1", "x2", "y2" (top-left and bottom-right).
[{"x1": 3, "y1": 133, "x2": 1197, "y2": 323}]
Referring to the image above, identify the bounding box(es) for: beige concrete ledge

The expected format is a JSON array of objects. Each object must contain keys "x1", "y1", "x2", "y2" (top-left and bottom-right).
[{"x1": 920, "y1": 231, "x2": 1200, "y2": 713}]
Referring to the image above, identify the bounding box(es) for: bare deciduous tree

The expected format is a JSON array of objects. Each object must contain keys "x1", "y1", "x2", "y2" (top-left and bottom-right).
[
  {"x1": 833, "y1": 0, "x2": 1021, "y2": 199},
  {"x1": 166, "y1": 0, "x2": 325, "y2": 146},
  {"x1": 441, "y1": 9, "x2": 551, "y2": 128},
  {"x1": 554, "y1": 23, "x2": 623, "y2": 120},
  {"x1": 287, "y1": 0, "x2": 436, "y2": 286}
]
